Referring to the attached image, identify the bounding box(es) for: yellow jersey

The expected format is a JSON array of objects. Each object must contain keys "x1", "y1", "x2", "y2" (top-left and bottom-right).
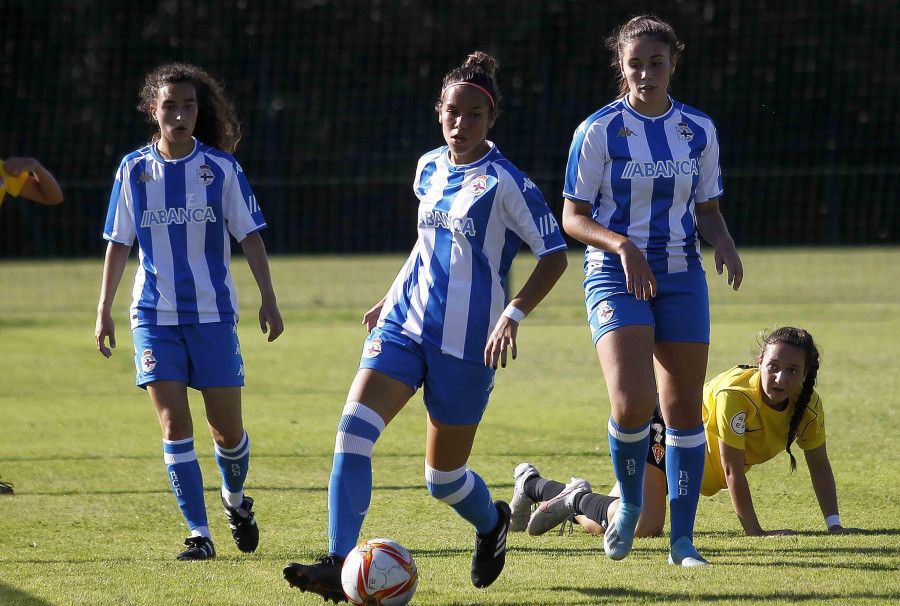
[
  {"x1": 700, "y1": 365, "x2": 826, "y2": 496},
  {"x1": 0, "y1": 160, "x2": 28, "y2": 207}
]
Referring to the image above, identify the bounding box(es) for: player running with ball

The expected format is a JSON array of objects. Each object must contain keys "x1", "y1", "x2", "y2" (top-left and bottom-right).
[{"x1": 283, "y1": 52, "x2": 567, "y2": 602}]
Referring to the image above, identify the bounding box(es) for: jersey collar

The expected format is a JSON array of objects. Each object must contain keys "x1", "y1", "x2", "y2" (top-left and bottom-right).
[
  {"x1": 442, "y1": 141, "x2": 497, "y2": 172},
  {"x1": 621, "y1": 95, "x2": 676, "y2": 123},
  {"x1": 150, "y1": 138, "x2": 200, "y2": 164}
]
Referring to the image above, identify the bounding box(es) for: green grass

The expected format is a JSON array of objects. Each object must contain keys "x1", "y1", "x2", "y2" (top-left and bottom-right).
[{"x1": 1, "y1": 248, "x2": 899, "y2": 606}]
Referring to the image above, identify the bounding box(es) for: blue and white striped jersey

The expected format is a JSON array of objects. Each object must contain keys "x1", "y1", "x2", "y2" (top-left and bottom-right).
[
  {"x1": 104, "y1": 139, "x2": 266, "y2": 328},
  {"x1": 378, "y1": 142, "x2": 567, "y2": 363},
  {"x1": 564, "y1": 95, "x2": 722, "y2": 276}
]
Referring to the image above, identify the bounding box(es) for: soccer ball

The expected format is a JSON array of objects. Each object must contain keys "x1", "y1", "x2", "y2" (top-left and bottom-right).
[{"x1": 340, "y1": 538, "x2": 418, "y2": 606}]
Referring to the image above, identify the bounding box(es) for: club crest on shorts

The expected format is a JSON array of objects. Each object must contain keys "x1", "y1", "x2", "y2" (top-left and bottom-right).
[
  {"x1": 197, "y1": 165, "x2": 215, "y2": 186},
  {"x1": 652, "y1": 443, "x2": 665, "y2": 464},
  {"x1": 730, "y1": 411, "x2": 747, "y2": 435},
  {"x1": 141, "y1": 349, "x2": 157, "y2": 373},
  {"x1": 363, "y1": 338, "x2": 382, "y2": 358},
  {"x1": 597, "y1": 301, "x2": 614, "y2": 324},
  {"x1": 469, "y1": 175, "x2": 489, "y2": 197},
  {"x1": 675, "y1": 122, "x2": 694, "y2": 141}
]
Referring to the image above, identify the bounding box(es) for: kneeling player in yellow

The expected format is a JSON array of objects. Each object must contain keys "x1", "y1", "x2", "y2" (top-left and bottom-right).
[{"x1": 512, "y1": 327, "x2": 863, "y2": 546}]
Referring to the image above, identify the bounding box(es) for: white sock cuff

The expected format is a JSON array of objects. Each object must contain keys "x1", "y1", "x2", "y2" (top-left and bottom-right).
[
  {"x1": 342, "y1": 401, "x2": 386, "y2": 433},
  {"x1": 215, "y1": 431, "x2": 250, "y2": 459},
  {"x1": 334, "y1": 402, "x2": 385, "y2": 457},
  {"x1": 425, "y1": 462, "x2": 474, "y2": 505},
  {"x1": 424, "y1": 462, "x2": 468, "y2": 485},
  {"x1": 608, "y1": 418, "x2": 650, "y2": 443},
  {"x1": 665, "y1": 426, "x2": 706, "y2": 449}
]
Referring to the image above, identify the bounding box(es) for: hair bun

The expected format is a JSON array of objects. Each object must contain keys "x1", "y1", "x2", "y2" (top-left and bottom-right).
[{"x1": 463, "y1": 51, "x2": 499, "y2": 78}]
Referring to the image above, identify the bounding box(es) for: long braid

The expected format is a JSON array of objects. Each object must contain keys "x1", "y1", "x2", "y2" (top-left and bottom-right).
[
  {"x1": 785, "y1": 360, "x2": 818, "y2": 472},
  {"x1": 760, "y1": 327, "x2": 821, "y2": 473}
]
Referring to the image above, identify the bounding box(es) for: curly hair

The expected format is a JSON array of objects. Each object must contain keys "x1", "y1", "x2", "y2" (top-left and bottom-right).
[
  {"x1": 138, "y1": 63, "x2": 241, "y2": 153},
  {"x1": 758, "y1": 327, "x2": 821, "y2": 473},
  {"x1": 605, "y1": 15, "x2": 685, "y2": 98},
  {"x1": 435, "y1": 51, "x2": 502, "y2": 116}
]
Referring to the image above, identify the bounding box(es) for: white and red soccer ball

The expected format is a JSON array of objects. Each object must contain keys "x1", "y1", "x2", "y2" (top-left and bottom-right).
[{"x1": 340, "y1": 539, "x2": 418, "y2": 606}]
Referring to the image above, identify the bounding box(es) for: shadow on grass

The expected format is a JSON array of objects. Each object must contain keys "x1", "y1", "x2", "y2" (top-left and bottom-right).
[
  {"x1": 0, "y1": 583, "x2": 54, "y2": 606},
  {"x1": 564, "y1": 586, "x2": 900, "y2": 604}
]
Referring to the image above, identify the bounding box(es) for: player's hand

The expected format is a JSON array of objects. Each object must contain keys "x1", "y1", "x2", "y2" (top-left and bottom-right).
[
  {"x1": 762, "y1": 528, "x2": 796, "y2": 537},
  {"x1": 259, "y1": 300, "x2": 284, "y2": 342},
  {"x1": 95, "y1": 311, "x2": 116, "y2": 358},
  {"x1": 2, "y1": 157, "x2": 41, "y2": 176},
  {"x1": 484, "y1": 316, "x2": 518, "y2": 369},
  {"x1": 715, "y1": 241, "x2": 743, "y2": 291},
  {"x1": 362, "y1": 300, "x2": 385, "y2": 333},
  {"x1": 617, "y1": 239, "x2": 656, "y2": 300},
  {"x1": 829, "y1": 525, "x2": 865, "y2": 534}
]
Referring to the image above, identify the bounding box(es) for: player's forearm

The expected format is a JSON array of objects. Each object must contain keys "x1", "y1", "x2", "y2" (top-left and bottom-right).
[
  {"x1": 694, "y1": 201, "x2": 734, "y2": 251},
  {"x1": 30, "y1": 163, "x2": 64, "y2": 206},
  {"x1": 97, "y1": 242, "x2": 131, "y2": 313},
  {"x1": 240, "y1": 232, "x2": 278, "y2": 304},
  {"x1": 807, "y1": 455, "x2": 840, "y2": 519},
  {"x1": 507, "y1": 250, "x2": 567, "y2": 316},
  {"x1": 725, "y1": 469, "x2": 764, "y2": 535},
  {"x1": 562, "y1": 201, "x2": 630, "y2": 253}
]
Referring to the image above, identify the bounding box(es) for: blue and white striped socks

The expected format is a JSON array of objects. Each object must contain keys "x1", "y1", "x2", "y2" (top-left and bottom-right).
[
  {"x1": 163, "y1": 437, "x2": 209, "y2": 538},
  {"x1": 328, "y1": 402, "x2": 385, "y2": 557},
  {"x1": 215, "y1": 430, "x2": 250, "y2": 508},
  {"x1": 426, "y1": 463, "x2": 497, "y2": 534}
]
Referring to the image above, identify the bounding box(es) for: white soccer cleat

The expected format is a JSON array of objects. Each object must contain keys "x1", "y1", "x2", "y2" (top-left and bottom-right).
[
  {"x1": 509, "y1": 462, "x2": 540, "y2": 532},
  {"x1": 526, "y1": 477, "x2": 592, "y2": 536}
]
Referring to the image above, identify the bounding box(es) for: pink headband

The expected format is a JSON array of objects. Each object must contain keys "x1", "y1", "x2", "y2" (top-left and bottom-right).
[{"x1": 441, "y1": 81, "x2": 495, "y2": 108}]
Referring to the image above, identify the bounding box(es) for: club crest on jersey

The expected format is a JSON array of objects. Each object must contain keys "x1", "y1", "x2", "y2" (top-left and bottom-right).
[
  {"x1": 470, "y1": 175, "x2": 489, "y2": 197},
  {"x1": 675, "y1": 122, "x2": 694, "y2": 141},
  {"x1": 597, "y1": 301, "x2": 614, "y2": 324},
  {"x1": 363, "y1": 338, "x2": 382, "y2": 359},
  {"x1": 141, "y1": 349, "x2": 157, "y2": 373},
  {"x1": 197, "y1": 165, "x2": 215, "y2": 186},
  {"x1": 730, "y1": 411, "x2": 747, "y2": 435}
]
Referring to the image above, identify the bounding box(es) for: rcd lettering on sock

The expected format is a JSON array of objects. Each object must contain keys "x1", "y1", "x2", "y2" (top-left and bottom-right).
[
  {"x1": 170, "y1": 471, "x2": 182, "y2": 496},
  {"x1": 626, "y1": 457, "x2": 636, "y2": 476},
  {"x1": 678, "y1": 470, "x2": 689, "y2": 496}
]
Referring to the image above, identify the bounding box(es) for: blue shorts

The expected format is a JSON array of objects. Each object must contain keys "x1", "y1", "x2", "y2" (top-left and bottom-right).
[
  {"x1": 358, "y1": 327, "x2": 495, "y2": 425},
  {"x1": 132, "y1": 322, "x2": 245, "y2": 390},
  {"x1": 584, "y1": 270, "x2": 710, "y2": 344}
]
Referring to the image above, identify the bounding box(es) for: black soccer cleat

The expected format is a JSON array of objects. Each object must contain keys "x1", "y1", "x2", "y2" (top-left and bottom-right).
[
  {"x1": 222, "y1": 494, "x2": 259, "y2": 553},
  {"x1": 283, "y1": 555, "x2": 347, "y2": 603},
  {"x1": 471, "y1": 500, "x2": 511, "y2": 588},
  {"x1": 176, "y1": 536, "x2": 216, "y2": 561},
  {"x1": 0, "y1": 478, "x2": 13, "y2": 495}
]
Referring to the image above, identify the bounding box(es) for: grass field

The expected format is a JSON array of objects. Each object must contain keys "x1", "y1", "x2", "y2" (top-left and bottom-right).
[{"x1": 1, "y1": 248, "x2": 899, "y2": 606}]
